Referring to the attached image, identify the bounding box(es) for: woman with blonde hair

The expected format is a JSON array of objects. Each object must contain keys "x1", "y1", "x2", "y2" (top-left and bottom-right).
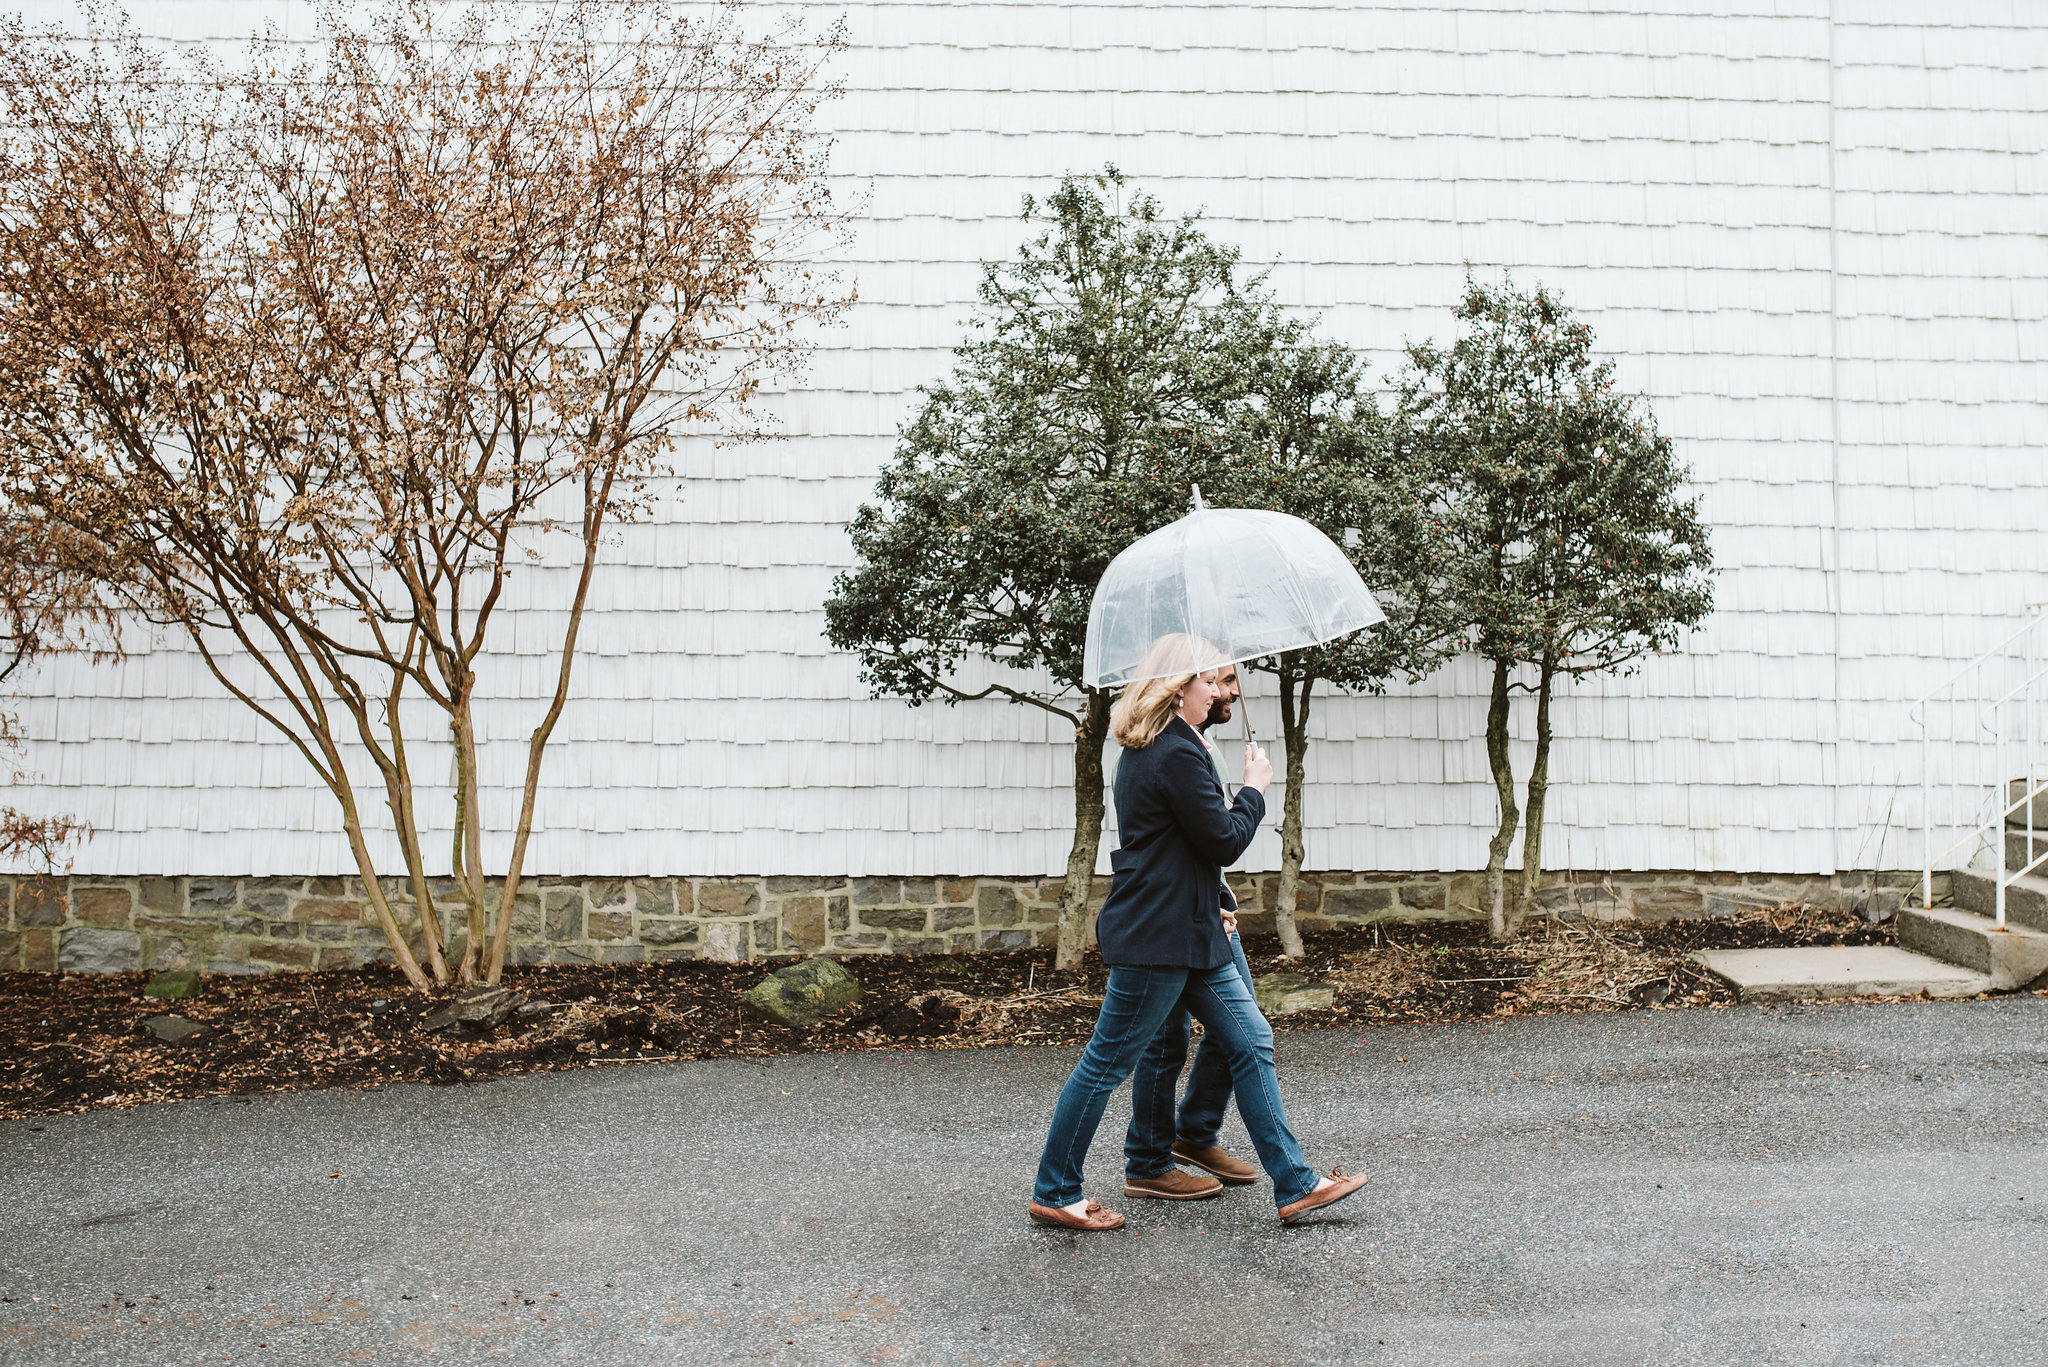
[{"x1": 1028, "y1": 635, "x2": 1367, "y2": 1230}]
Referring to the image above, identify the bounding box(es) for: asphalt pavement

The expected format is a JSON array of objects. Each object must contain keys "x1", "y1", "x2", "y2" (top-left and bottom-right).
[{"x1": 2, "y1": 997, "x2": 2045, "y2": 1366}]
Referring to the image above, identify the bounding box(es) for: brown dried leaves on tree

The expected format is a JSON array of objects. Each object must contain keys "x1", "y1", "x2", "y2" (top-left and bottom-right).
[
  {"x1": 0, "y1": 517, "x2": 118, "y2": 870},
  {"x1": 0, "y1": 1, "x2": 850, "y2": 987}
]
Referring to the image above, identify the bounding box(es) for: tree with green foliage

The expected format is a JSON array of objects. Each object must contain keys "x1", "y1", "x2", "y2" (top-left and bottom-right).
[
  {"x1": 1398, "y1": 277, "x2": 1714, "y2": 939},
  {"x1": 824, "y1": 168, "x2": 1296, "y2": 971},
  {"x1": 1203, "y1": 340, "x2": 1459, "y2": 956}
]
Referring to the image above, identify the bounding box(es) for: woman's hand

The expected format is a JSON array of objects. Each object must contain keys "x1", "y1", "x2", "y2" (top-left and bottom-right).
[
  {"x1": 1220, "y1": 906, "x2": 1238, "y2": 937},
  {"x1": 1243, "y1": 742, "x2": 1273, "y2": 793}
]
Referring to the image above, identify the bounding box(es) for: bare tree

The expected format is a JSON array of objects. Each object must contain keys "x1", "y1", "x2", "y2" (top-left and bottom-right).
[{"x1": 0, "y1": 1, "x2": 848, "y2": 987}]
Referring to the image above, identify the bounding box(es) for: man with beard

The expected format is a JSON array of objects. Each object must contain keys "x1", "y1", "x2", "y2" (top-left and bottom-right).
[{"x1": 1118, "y1": 662, "x2": 1264, "y2": 1199}]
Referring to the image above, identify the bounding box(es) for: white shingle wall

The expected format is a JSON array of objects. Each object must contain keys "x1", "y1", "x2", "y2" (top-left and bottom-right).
[{"x1": 8, "y1": 2, "x2": 2047, "y2": 879}]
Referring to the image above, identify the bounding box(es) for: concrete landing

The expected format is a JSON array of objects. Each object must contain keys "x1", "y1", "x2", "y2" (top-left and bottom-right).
[{"x1": 1691, "y1": 946, "x2": 1992, "y2": 1004}]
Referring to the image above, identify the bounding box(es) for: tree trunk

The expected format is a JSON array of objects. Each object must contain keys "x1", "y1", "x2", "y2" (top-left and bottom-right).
[
  {"x1": 374, "y1": 664, "x2": 449, "y2": 986},
  {"x1": 1054, "y1": 689, "x2": 1113, "y2": 973},
  {"x1": 1514, "y1": 654, "x2": 1557, "y2": 935},
  {"x1": 326, "y1": 656, "x2": 451, "y2": 986},
  {"x1": 486, "y1": 478, "x2": 614, "y2": 984},
  {"x1": 180, "y1": 619, "x2": 438, "y2": 988},
  {"x1": 1273, "y1": 657, "x2": 1312, "y2": 959},
  {"x1": 451, "y1": 697, "x2": 490, "y2": 983},
  {"x1": 1483, "y1": 657, "x2": 1520, "y2": 942},
  {"x1": 383, "y1": 738, "x2": 450, "y2": 988},
  {"x1": 333, "y1": 788, "x2": 431, "y2": 991}
]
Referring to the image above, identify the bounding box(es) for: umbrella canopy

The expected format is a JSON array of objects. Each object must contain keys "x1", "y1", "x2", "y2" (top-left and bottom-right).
[{"x1": 1082, "y1": 492, "x2": 1387, "y2": 688}]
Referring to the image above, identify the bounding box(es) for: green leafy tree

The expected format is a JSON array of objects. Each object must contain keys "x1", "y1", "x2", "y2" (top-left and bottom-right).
[
  {"x1": 824, "y1": 168, "x2": 1293, "y2": 970},
  {"x1": 1399, "y1": 276, "x2": 1714, "y2": 939},
  {"x1": 1204, "y1": 341, "x2": 1459, "y2": 956}
]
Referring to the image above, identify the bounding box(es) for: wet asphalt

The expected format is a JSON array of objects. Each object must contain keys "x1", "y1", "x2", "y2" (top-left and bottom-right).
[{"x1": 2, "y1": 996, "x2": 2045, "y2": 1366}]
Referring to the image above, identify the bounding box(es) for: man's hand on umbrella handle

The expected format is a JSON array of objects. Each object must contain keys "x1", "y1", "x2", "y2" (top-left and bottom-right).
[{"x1": 1243, "y1": 743, "x2": 1273, "y2": 793}]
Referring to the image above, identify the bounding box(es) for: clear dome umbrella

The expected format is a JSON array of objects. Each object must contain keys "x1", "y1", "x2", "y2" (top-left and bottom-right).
[{"x1": 1082, "y1": 488, "x2": 1387, "y2": 689}]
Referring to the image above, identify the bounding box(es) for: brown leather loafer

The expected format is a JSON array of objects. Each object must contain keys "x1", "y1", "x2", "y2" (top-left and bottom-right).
[
  {"x1": 1028, "y1": 1199, "x2": 1126, "y2": 1231},
  {"x1": 1277, "y1": 1168, "x2": 1368, "y2": 1225},
  {"x1": 1123, "y1": 1169, "x2": 1224, "y2": 1200},
  {"x1": 1172, "y1": 1141, "x2": 1258, "y2": 1185}
]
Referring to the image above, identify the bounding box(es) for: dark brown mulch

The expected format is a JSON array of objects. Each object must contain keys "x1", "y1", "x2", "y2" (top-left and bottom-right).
[{"x1": 0, "y1": 904, "x2": 1951, "y2": 1120}]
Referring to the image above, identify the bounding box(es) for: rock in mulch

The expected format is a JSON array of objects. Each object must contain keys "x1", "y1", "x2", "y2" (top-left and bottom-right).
[
  {"x1": 143, "y1": 1014, "x2": 205, "y2": 1043},
  {"x1": 144, "y1": 970, "x2": 203, "y2": 1000},
  {"x1": 1252, "y1": 972, "x2": 1336, "y2": 1016},
  {"x1": 421, "y1": 985, "x2": 526, "y2": 1035},
  {"x1": 741, "y1": 957, "x2": 863, "y2": 1028}
]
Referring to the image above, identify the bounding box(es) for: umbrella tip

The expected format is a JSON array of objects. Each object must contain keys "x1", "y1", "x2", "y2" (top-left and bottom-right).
[{"x1": 1190, "y1": 484, "x2": 1208, "y2": 512}]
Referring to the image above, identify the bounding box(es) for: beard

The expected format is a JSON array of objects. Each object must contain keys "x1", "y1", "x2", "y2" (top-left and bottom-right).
[{"x1": 1205, "y1": 695, "x2": 1234, "y2": 728}]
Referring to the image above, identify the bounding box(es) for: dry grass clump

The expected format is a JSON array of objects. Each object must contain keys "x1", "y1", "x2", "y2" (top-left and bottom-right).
[
  {"x1": 1318, "y1": 940, "x2": 1439, "y2": 1001},
  {"x1": 1505, "y1": 922, "x2": 1699, "y2": 1011},
  {"x1": 873, "y1": 985, "x2": 1105, "y2": 1044}
]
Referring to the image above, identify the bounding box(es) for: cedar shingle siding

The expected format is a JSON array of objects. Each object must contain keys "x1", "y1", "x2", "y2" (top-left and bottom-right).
[{"x1": 8, "y1": 2, "x2": 2046, "y2": 881}]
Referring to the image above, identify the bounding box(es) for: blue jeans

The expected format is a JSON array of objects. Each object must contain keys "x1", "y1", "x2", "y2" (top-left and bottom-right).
[
  {"x1": 1126, "y1": 932, "x2": 1253, "y2": 1173},
  {"x1": 1032, "y1": 956, "x2": 1319, "y2": 1210}
]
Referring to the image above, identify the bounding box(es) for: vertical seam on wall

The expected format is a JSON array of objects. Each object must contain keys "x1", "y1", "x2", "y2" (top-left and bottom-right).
[{"x1": 1827, "y1": 2, "x2": 1844, "y2": 875}]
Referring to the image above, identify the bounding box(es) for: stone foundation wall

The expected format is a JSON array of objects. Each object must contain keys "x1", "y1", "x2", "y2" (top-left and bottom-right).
[{"x1": 0, "y1": 868, "x2": 1942, "y2": 974}]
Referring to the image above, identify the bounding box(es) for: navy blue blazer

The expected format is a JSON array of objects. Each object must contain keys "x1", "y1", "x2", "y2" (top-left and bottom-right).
[{"x1": 1095, "y1": 715, "x2": 1267, "y2": 969}]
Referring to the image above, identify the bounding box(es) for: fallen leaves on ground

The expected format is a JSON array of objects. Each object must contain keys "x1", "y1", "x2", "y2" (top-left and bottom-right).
[
  {"x1": 1252, "y1": 901, "x2": 1902, "y2": 1026},
  {"x1": 0, "y1": 904, "x2": 1922, "y2": 1119}
]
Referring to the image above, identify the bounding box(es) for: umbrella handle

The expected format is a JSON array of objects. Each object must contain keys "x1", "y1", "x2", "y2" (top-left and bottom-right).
[{"x1": 1225, "y1": 705, "x2": 1255, "y2": 801}]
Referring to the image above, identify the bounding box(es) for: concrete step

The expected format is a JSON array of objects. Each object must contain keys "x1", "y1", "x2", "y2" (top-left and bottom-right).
[
  {"x1": 2004, "y1": 825, "x2": 2048, "y2": 873},
  {"x1": 1690, "y1": 947, "x2": 1993, "y2": 1005},
  {"x1": 1898, "y1": 905, "x2": 2048, "y2": 991},
  {"x1": 1948, "y1": 868, "x2": 2048, "y2": 935},
  {"x1": 2008, "y1": 779, "x2": 2048, "y2": 828}
]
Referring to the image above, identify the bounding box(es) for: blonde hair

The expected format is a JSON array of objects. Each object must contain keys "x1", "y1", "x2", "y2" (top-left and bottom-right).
[{"x1": 1110, "y1": 634, "x2": 1225, "y2": 749}]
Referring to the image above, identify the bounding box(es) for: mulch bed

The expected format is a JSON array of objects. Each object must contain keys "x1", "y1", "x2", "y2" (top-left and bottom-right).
[{"x1": 0, "y1": 903, "x2": 1964, "y2": 1120}]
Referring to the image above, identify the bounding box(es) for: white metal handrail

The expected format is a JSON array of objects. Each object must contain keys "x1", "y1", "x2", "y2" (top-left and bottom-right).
[{"x1": 1909, "y1": 608, "x2": 2048, "y2": 929}]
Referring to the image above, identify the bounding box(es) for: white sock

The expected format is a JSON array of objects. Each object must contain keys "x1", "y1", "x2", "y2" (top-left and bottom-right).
[{"x1": 1062, "y1": 1199, "x2": 1091, "y2": 1218}]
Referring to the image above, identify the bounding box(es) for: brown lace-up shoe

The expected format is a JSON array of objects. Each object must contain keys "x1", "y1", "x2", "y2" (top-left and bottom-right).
[
  {"x1": 1123, "y1": 1169, "x2": 1224, "y2": 1200},
  {"x1": 1028, "y1": 1199, "x2": 1125, "y2": 1231},
  {"x1": 1277, "y1": 1168, "x2": 1368, "y2": 1225},
  {"x1": 1172, "y1": 1141, "x2": 1258, "y2": 1185}
]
